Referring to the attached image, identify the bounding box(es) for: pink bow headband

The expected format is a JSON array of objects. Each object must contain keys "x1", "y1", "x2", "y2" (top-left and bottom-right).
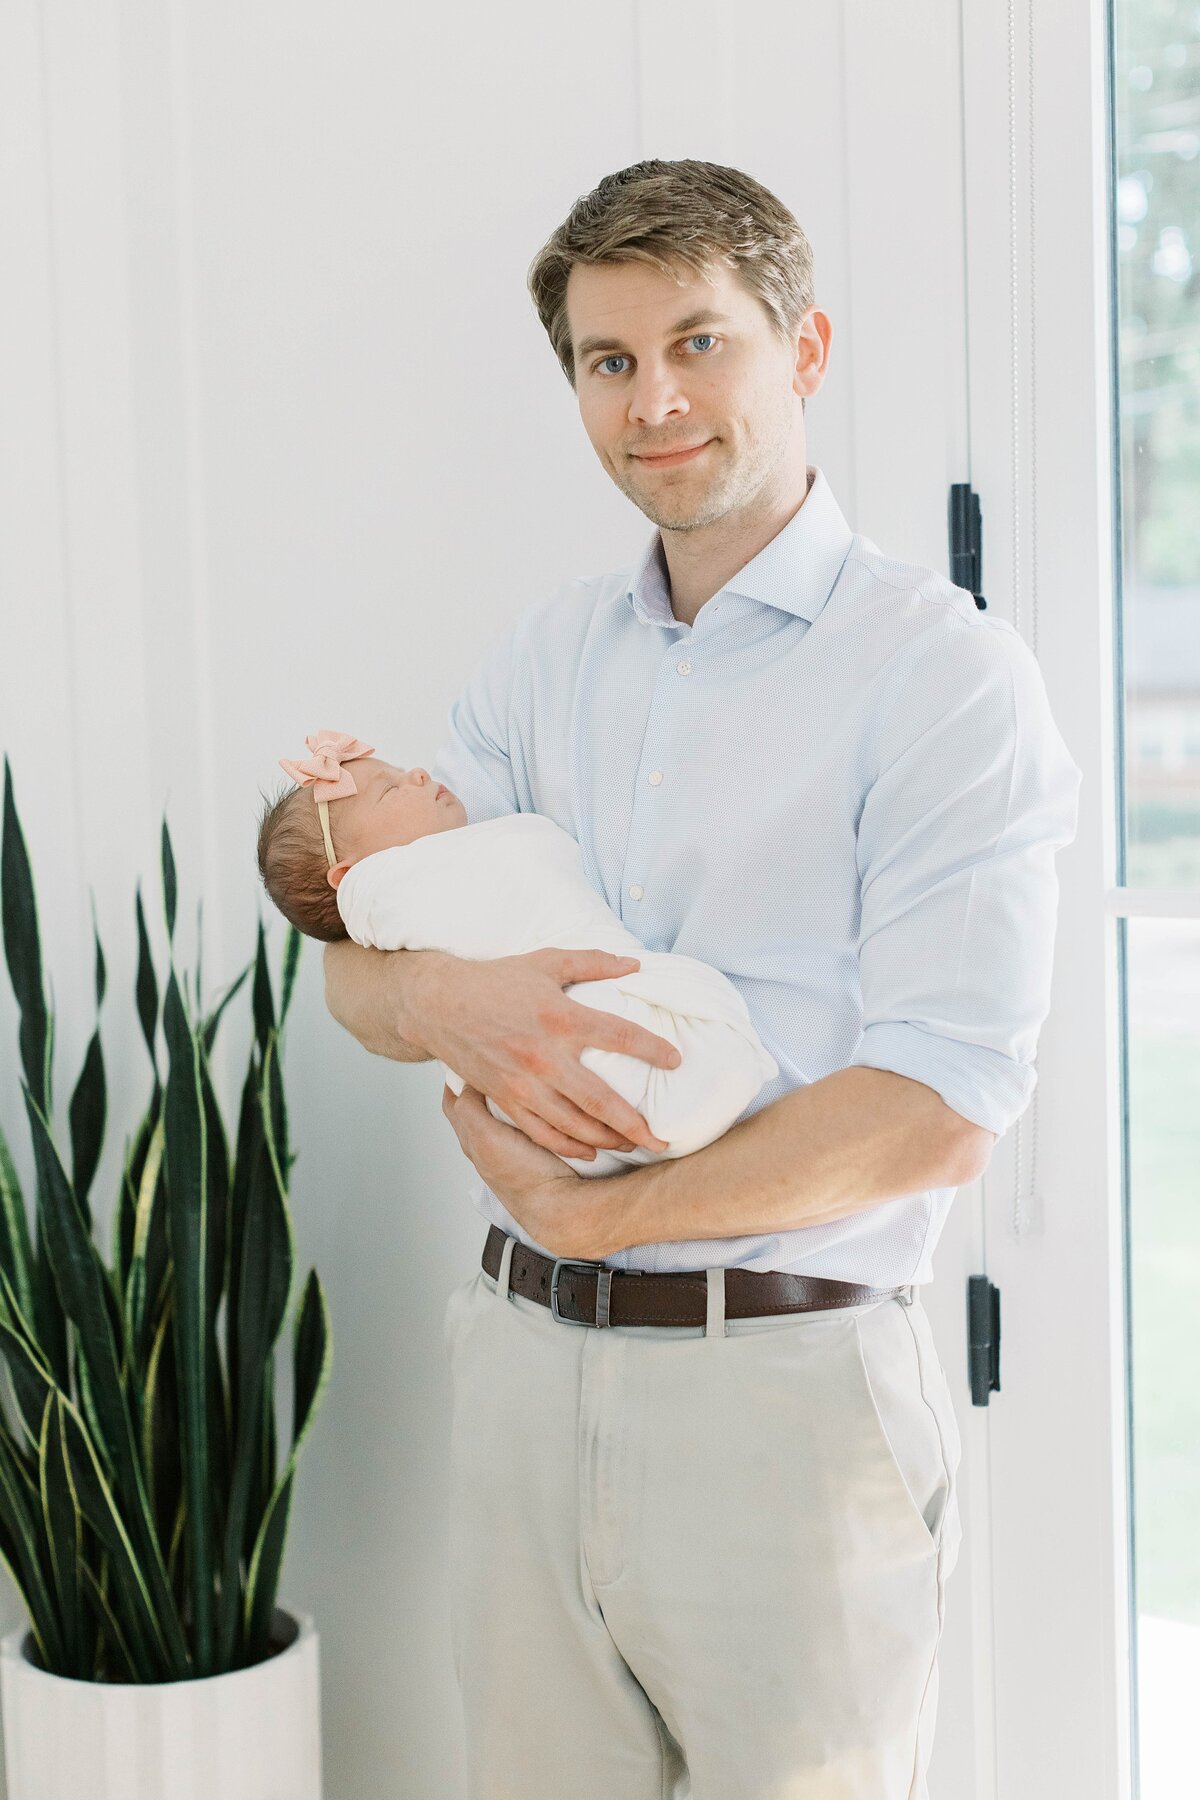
[{"x1": 279, "y1": 731, "x2": 376, "y2": 868}]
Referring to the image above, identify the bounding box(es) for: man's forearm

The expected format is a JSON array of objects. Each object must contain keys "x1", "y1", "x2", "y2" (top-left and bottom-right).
[
  {"x1": 589, "y1": 1066, "x2": 995, "y2": 1259},
  {"x1": 323, "y1": 940, "x2": 454, "y2": 1062}
]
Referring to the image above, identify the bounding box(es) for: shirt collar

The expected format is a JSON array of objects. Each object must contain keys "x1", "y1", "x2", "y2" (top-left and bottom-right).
[{"x1": 624, "y1": 463, "x2": 854, "y2": 628}]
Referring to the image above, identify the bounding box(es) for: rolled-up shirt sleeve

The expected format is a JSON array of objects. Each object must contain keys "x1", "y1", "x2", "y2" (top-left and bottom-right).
[
  {"x1": 429, "y1": 619, "x2": 520, "y2": 823},
  {"x1": 847, "y1": 618, "x2": 1082, "y2": 1137}
]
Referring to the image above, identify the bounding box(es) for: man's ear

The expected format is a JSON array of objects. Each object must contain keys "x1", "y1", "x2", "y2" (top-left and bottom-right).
[{"x1": 326, "y1": 860, "x2": 353, "y2": 891}]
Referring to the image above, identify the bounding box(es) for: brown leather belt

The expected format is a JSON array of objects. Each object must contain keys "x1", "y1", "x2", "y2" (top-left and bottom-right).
[{"x1": 482, "y1": 1224, "x2": 913, "y2": 1329}]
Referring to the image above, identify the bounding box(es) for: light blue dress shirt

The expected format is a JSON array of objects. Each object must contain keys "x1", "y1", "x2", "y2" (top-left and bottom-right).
[{"x1": 430, "y1": 464, "x2": 1083, "y2": 1285}]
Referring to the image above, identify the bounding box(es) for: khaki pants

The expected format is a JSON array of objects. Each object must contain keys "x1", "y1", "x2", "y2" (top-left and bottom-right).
[{"x1": 441, "y1": 1235, "x2": 963, "y2": 1799}]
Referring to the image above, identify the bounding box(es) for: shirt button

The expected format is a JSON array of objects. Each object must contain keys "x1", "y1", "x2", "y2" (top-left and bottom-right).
[
  {"x1": 628, "y1": 884, "x2": 644, "y2": 901},
  {"x1": 648, "y1": 771, "x2": 663, "y2": 785},
  {"x1": 677, "y1": 659, "x2": 692, "y2": 675}
]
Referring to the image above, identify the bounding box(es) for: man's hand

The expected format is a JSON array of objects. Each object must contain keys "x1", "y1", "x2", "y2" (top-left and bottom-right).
[
  {"x1": 440, "y1": 1082, "x2": 608, "y2": 1259},
  {"x1": 422, "y1": 947, "x2": 681, "y2": 1160}
]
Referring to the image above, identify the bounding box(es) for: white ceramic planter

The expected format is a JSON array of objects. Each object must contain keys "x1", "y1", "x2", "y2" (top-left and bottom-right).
[{"x1": 0, "y1": 1605, "x2": 321, "y2": 1800}]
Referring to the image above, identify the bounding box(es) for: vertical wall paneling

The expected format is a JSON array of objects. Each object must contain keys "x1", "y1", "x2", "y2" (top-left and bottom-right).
[{"x1": 963, "y1": 0, "x2": 1130, "y2": 1795}]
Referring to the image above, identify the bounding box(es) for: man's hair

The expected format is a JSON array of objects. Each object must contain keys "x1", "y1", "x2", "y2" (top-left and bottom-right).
[
  {"x1": 256, "y1": 783, "x2": 348, "y2": 943},
  {"x1": 526, "y1": 158, "x2": 815, "y2": 412}
]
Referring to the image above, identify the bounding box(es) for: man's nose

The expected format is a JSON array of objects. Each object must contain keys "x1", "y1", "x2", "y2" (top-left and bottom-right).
[{"x1": 627, "y1": 368, "x2": 689, "y2": 421}]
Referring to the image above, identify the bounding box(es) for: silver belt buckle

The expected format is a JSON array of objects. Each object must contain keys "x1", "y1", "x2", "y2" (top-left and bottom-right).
[
  {"x1": 550, "y1": 1258, "x2": 605, "y2": 1326},
  {"x1": 550, "y1": 1258, "x2": 642, "y2": 1327}
]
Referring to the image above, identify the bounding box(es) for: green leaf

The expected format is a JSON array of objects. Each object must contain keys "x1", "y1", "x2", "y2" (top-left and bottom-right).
[
  {"x1": 89, "y1": 893, "x2": 106, "y2": 1008},
  {"x1": 123, "y1": 1117, "x2": 165, "y2": 1374},
  {"x1": 73, "y1": 1324, "x2": 109, "y2": 1479},
  {"x1": 197, "y1": 1040, "x2": 231, "y2": 1608},
  {"x1": 143, "y1": 1279, "x2": 183, "y2": 1574},
  {"x1": 258, "y1": 1039, "x2": 295, "y2": 1330},
  {"x1": 141, "y1": 1294, "x2": 172, "y2": 1511},
  {"x1": 38, "y1": 1389, "x2": 85, "y2": 1676},
  {"x1": 161, "y1": 967, "x2": 214, "y2": 1672},
  {"x1": 114, "y1": 1159, "x2": 136, "y2": 1300},
  {"x1": 0, "y1": 1123, "x2": 37, "y2": 1332},
  {"x1": 225, "y1": 1059, "x2": 261, "y2": 1434},
  {"x1": 115, "y1": 1091, "x2": 161, "y2": 1300},
  {"x1": 166, "y1": 1494, "x2": 185, "y2": 1610},
  {"x1": 262, "y1": 1028, "x2": 290, "y2": 1203},
  {"x1": 245, "y1": 1349, "x2": 276, "y2": 1568},
  {"x1": 0, "y1": 1271, "x2": 59, "y2": 1454},
  {"x1": 161, "y1": 818, "x2": 177, "y2": 945},
  {"x1": 134, "y1": 885, "x2": 159, "y2": 1079},
  {"x1": 68, "y1": 912, "x2": 108, "y2": 1216},
  {"x1": 217, "y1": 1066, "x2": 292, "y2": 1668},
  {"x1": 30, "y1": 1241, "x2": 69, "y2": 1396},
  {"x1": 244, "y1": 1270, "x2": 331, "y2": 1661},
  {"x1": 68, "y1": 1033, "x2": 105, "y2": 1224},
  {"x1": 1, "y1": 758, "x2": 51, "y2": 1115},
  {"x1": 292, "y1": 1269, "x2": 331, "y2": 1447},
  {"x1": 279, "y1": 925, "x2": 302, "y2": 1027},
  {"x1": 198, "y1": 1047, "x2": 230, "y2": 1338},
  {"x1": 251, "y1": 919, "x2": 275, "y2": 1054},
  {"x1": 79, "y1": 1555, "x2": 138, "y2": 1683}
]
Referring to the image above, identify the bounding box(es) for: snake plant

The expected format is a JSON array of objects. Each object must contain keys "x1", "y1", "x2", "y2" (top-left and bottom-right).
[{"x1": 0, "y1": 755, "x2": 331, "y2": 1681}]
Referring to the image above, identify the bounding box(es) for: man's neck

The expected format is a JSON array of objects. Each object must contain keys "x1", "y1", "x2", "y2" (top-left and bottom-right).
[{"x1": 664, "y1": 468, "x2": 815, "y2": 628}]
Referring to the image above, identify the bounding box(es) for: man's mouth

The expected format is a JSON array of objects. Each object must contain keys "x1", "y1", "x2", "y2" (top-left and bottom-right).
[{"x1": 634, "y1": 439, "x2": 712, "y2": 468}]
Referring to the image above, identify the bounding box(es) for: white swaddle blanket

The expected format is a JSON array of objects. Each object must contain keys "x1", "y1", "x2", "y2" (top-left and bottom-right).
[{"x1": 336, "y1": 813, "x2": 779, "y2": 1178}]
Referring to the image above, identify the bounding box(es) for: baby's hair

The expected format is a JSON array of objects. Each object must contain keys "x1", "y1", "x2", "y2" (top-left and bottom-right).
[{"x1": 256, "y1": 781, "x2": 349, "y2": 942}]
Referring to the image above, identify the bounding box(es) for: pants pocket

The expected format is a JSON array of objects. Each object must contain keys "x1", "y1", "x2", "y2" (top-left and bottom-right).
[
  {"x1": 442, "y1": 1271, "x2": 481, "y2": 1360},
  {"x1": 849, "y1": 1301, "x2": 955, "y2": 1555}
]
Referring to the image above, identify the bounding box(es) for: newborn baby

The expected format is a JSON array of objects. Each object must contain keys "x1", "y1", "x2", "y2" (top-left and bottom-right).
[{"x1": 257, "y1": 730, "x2": 779, "y2": 1178}]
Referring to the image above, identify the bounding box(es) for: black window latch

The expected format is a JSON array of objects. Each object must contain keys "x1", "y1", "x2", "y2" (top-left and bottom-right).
[
  {"x1": 968, "y1": 1275, "x2": 1001, "y2": 1405},
  {"x1": 949, "y1": 483, "x2": 988, "y2": 610}
]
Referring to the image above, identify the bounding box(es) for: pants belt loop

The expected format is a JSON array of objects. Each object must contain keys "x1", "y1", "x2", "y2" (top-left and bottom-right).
[
  {"x1": 496, "y1": 1235, "x2": 516, "y2": 1302},
  {"x1": 900, "y1": 1283, "x2": 916, "y2": 1307},
  {"x1": 705, "y1": 1267, "x2": 726, "y2": 1339}
]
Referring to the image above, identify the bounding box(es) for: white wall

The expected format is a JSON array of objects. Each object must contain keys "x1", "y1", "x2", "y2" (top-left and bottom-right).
[{"x1": 1, "y1": 2, "x2": 997, "y2": 1792}]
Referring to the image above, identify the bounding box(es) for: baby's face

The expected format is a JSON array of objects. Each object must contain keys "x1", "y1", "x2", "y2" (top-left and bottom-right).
[{"x1": 324, "y1": 757, "x2": 468, "y2": 890}]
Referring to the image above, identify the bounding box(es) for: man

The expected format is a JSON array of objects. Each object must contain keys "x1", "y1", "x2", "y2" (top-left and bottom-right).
[{"x1": 324, "y1": 160, "x2": 1082, "y2": 1797}]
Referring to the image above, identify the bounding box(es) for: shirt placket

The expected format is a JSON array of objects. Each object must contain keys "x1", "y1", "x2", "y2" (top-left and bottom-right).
[{"x1": 620, "y1": 640, "x2": 698, "y2": 925}]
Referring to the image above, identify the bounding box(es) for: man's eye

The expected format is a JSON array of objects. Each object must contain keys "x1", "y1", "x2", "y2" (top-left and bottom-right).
[{"x1": 591, "y1": 334, "x2": 718, "y2": 377}]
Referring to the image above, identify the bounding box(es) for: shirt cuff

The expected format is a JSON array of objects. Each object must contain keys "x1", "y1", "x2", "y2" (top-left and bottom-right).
[{"x1": 847, "y1": 1020, "x2": 1035, "y2": 1137}]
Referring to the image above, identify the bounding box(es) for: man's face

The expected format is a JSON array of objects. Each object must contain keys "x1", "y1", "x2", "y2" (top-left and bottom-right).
[{"x1": 566, "y1": 259, "x2": 828, "y2": 533}]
